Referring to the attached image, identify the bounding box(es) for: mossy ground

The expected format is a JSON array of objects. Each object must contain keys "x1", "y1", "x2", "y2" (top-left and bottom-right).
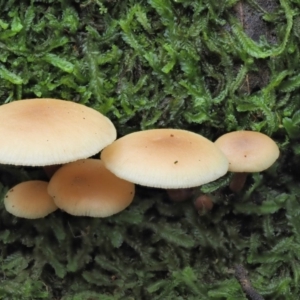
[{"x1": 1, "y1": 0, "x2": 300, "y2": 299}]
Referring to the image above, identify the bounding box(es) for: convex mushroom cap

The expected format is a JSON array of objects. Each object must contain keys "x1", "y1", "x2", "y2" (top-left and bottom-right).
[
  {"x1": 47, "y1": 159, "x2": 135, "y2": 217},
  {"x1": 0, "y1": 98, "x2": 116, "y2": 166},
  {"x1": 4, "y1": 181, "x2": 57, "y2": 219},
  {"x1": 101, "y1": 129, "x2": 229, "y2": 188},
  {"x1": 214, "y1": 131, "x2": 280, "y2": 172}
]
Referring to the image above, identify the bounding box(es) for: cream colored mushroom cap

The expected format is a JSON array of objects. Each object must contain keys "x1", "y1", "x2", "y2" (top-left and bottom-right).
[
  {"x1": 0, "y1": 98, "x2": 116, "y2": 166},
  {"x1": 214, "y1": 131, "x2": 280, "y2": 172},
  {"x1": 47, "y1": 159, "x2": 135, "y2": 217},
  {"x1": 101, "y1": 129, "x2": 229, "y2": 188},
  {"x1": 4, "y1": 181, "x2": 57, "y2": 219}
]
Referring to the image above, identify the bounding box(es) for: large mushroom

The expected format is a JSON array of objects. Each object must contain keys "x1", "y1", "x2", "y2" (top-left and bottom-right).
[
  {"x1": 101, "y1": 129, "x2": 229, "y2": 189},
  {"x1": 0, "y1": 98, "x2": 116, "y2": 166},
  {"x1": 214, "y1": 131, "x2": 280, "y2": 192}
]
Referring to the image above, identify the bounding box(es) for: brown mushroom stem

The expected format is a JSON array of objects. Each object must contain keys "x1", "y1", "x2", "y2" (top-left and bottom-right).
[
  {"x1": 43, "y1": 164, "x2": 62, "y2": 179},
  {"x1": 229, "y1": 172, "x2": 248, "y2": 193},
  {"x1": 166, "y1": 188, "x2": 196, "y2": 202}
]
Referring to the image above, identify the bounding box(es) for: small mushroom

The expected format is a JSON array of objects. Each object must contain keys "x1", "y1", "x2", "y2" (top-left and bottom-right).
[
  {"x1": 4, "y1": 181, "x2": 57, "y2": 219},
  {"x1": 193, "y1": 195, "x2": 214, "y2": 215},
  {"x1": 215, "y1": 131, "x2": 279, "y2": 192}
]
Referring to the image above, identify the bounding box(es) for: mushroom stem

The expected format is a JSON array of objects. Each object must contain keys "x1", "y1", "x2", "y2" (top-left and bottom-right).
[
  {"x1": 166, "y1": 188, "x2": 196, "y2": 202},
  {"x1": 229, "y1": 172, "x2": 248, "y2": 193},
  {"x1": 43, "y1": 164, "x2": 62, "y2": 179}
]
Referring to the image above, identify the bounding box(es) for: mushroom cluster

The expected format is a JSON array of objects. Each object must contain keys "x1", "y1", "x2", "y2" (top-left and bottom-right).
[
  {"x1": 0, "y1": 98, "x2": 122, "y2": 218},
  {"x1": 0, "y1": 98, "x2": 280, "y2": 219}
]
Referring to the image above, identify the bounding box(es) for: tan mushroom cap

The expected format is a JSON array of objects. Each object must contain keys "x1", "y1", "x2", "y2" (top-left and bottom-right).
[
  {"x1": 4, "y1": 181, "x2": 57, "y2": 219},
  {"x1": 214, "y1": 131, "x2": 280, "y2": 172},
  {"x1": 101, "y1": 129, "x2": 229, "y2": 188},
  {"x1": 0, "y1": 98, "x2": 116, "y2": 166},
  {"x1": 47, "y1": 159, "x2": 135, "y2": 217}
]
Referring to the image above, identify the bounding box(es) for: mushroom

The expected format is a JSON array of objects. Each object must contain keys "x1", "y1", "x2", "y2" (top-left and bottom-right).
[
  {"x1": 0, "y1": 98, "x2": 116, "y2": 166},
  {"x1": 4, "y1": 181, "x2": 57, "y2": 219},
  {"x1": 101, "y1": 129, "x2": 229, "y2": 189},
  {"x1": 214, "y1": 131, "x2": 280, "y2": 192},
  {"x1": 193, "y1": 194, "x2": 214, "y2": 215},
  {"x1": 47, "y1": 159, "x2": 135, "y2": 217}
]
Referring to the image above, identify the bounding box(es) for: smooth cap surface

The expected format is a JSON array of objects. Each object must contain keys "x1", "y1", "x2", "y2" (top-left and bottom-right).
[
  {"x1": 214, "y1": 131, "x2": 280, "y2": 172},
  {"x1": 0, "y1": 98, "x2": 116, "y2": 166},
  {"x1": 4, "y1": 181, "x2": 57, "y2": 218},
  {"x1": 101, "y1": 129, "x2": 229, "y2": 188},
  {"x1": 47, "y1": 159, "x2": 135, "y2": 217}
]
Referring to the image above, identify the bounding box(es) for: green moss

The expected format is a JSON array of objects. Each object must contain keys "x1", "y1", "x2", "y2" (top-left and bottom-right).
[{"x1": 1, "y1": 0, "x2": 300, "y2": 299}]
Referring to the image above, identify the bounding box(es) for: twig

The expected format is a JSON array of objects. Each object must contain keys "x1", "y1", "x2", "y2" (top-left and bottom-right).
[
  {"x1": 234, "y1": 264, "x2": 264, "y2": 300},
  {"x1": 237, "y1": 1, "x2": 245, "y2": 28}
]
